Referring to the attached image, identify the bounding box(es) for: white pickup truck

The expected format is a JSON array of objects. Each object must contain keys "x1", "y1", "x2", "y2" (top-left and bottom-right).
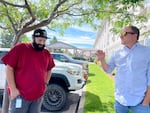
[{"x1": 0, "y1": 48, "x2": 86, "y2": 111}]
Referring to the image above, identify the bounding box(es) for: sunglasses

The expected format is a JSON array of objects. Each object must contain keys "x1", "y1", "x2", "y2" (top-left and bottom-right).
[{"x1": 121, "y1": 31, "x2": 136, "y2": 37}]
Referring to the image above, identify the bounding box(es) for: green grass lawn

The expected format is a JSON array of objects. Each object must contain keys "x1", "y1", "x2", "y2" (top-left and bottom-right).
[{"x1": 84, "y1": 63, "x2": 115, "y2": 113}]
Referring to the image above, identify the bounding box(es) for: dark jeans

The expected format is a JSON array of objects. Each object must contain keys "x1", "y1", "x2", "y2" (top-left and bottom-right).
[{"x1": 9, "y1": 95, "x2": 43, "y2": 113}]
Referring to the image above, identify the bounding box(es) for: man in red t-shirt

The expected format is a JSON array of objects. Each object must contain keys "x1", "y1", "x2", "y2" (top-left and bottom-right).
[{"x1": 2, "y1": 28, "x2": 55, "y2": 113}]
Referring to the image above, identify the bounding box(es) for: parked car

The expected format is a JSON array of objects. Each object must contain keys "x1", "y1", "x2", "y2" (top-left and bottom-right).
[
  {"x1": 51, "y1": 53, "x2": 89, "y2": 79},
  {"x1": 0, "y1": 48, "x2": 10, "y2": 94},
  {"x1": 0, "y1": 48, "x2": 86, "y2": 111}
]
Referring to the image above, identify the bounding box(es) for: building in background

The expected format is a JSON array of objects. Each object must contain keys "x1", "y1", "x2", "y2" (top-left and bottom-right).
[{"x1": 94, "y1": 2, "x2": 150, "y2": 59}]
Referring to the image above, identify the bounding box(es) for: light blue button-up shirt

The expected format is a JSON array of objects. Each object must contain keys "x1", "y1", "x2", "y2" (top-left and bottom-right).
[{"x1": 107, "y1": 43, "x2": 150, "y2": 106}]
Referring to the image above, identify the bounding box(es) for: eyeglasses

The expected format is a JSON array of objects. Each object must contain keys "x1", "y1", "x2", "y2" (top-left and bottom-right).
[{"x1": 121, "y1": 31, "x2": 136, "y2": 37}]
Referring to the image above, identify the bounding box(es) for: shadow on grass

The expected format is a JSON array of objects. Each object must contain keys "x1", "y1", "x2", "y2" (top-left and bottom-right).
[
  {"x1": 84, "y1": 91, "x2": 114, "y2": 113},
  {"x1": 86, "y1": 73, "x2": 95, "y2": 84},
  {"x1": 88, "y1": 73, "x2": 95, "y2": 77}
]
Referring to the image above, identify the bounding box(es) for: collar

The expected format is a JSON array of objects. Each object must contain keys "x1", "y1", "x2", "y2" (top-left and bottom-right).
[{"x1": 124, "y1": 42, "x2": 139, "y2": 50}]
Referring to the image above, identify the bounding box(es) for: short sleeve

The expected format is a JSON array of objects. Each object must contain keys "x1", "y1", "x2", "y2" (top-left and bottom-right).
[{"x1": 1, "y1": 44, "x2": 21, "y2": 68}]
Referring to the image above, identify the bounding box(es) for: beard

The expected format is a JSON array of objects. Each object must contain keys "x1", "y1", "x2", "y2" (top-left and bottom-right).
[{"x1": 32, "y1": 41, "x2": 45, "y2": 51}]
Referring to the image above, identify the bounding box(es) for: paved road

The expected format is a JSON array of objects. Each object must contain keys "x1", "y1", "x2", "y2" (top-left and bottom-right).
[{"x1": 0, "y1": 89, "x2": 82, "y2": 113}]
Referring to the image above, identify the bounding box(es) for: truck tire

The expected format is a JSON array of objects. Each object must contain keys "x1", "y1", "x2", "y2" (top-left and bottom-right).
[{"x1": 43, "y1": 84, "x2": 67, "y2": 111}]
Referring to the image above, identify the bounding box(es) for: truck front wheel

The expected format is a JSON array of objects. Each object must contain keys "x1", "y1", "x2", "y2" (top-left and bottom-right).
[{"x1": 42, "y1": 84, "x2": 67, "y2": 111}]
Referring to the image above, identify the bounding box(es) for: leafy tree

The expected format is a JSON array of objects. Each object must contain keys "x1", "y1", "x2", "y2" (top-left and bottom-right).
[
  {"x1": 50, "y1": 36, "x2": 58, "y2": 44},
  {"x1": 0, "y1": 30, "x2": 13, "y2": 48},
  {"x1": 19, "y1": 35, "x2": 31, "y2": 43},
  {"x1": 0, "y1": 31, "x2": 31, "y2": 48},
  {"x1": 0, "y1": 0, "x2": 147, "y2": 46}
]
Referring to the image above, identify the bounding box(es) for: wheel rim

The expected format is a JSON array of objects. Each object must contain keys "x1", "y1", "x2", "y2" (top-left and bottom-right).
[
  {"x1": 45, "y1": 87, "x2": 64, "y2": 106},
  {"x1": 43, "y1": 84, "x2": 67, "y2": 111}
]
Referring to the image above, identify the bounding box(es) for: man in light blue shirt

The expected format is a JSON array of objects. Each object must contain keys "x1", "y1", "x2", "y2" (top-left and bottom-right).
[{"x1": 96, "y1": 26, "x2": 150, "y2": 113}]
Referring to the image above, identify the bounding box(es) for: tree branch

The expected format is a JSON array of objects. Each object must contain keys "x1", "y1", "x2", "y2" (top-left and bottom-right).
[
  {"x1": 0, "y1": 25, "x2": 9, "y2": 29},
  {"x1": 46, "y1": 0, "x2": 68, "y2": 22},
  {"x1": 2, "y1": 3, "x2": 18, "y2": 33},
  {"x1": 0, "y1": 0, "x2": 27, "y2": 8},
  {"x1": 55, "y1": 0, "x2": 83, "y2": 17},
  {"x1": 22, "y1": 0, "x2": 36, "y2": 28},
  {"x1": 20, "y1": 0, "x2": 81, "y2": 34},
  {"x1": 63, "y1": 8, "x2": 136, "y2": 17}
]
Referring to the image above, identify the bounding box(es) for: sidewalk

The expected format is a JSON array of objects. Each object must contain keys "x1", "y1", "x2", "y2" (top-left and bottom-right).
[{"x1": 77, "y1": 86, "x2": 86, "y2": 113}]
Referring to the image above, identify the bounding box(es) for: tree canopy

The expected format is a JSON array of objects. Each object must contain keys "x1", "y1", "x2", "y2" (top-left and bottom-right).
[{"x1": 0, "y1": 0, "x2": 148, "y2": 46}]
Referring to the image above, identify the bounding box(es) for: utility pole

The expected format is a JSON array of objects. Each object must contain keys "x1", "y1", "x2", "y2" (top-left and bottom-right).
[{"x1": 2, "y1": 83, "x2": 9, "y2": 113}]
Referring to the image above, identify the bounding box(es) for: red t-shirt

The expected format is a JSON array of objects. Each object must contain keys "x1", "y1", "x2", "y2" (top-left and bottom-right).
[{"x1": 2, "y1": 43, "x2": 55, "y2": 101}]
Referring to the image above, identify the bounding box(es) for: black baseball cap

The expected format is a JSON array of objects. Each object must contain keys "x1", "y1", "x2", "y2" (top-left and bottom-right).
[{"x1": 33, "y1": 29, "x2": 47, "y2": 39}]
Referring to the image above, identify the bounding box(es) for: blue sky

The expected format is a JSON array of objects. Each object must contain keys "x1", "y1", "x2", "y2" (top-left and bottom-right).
[
  {"x1": 47, "y1": 25, "x2": 97, "y2": 49},
  {"x1": 146, "y1": 0, "x2": 150, "y2": 3}
]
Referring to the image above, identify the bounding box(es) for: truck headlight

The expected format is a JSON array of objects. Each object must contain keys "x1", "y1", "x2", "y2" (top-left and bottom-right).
[{"x1": 67, "y1": 68, "x2": 80, "y2": 75}]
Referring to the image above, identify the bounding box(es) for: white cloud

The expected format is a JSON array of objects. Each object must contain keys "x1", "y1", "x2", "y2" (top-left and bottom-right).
[
  {"x1": 25, "y1": 26, "x2": 97, "y2": 48},
  {"x1": 71, "y1": 25, "x2": 96, "y2": 32},
  {"x1": 59, "y1": 36, "x2": 95, "y2": 45}
]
